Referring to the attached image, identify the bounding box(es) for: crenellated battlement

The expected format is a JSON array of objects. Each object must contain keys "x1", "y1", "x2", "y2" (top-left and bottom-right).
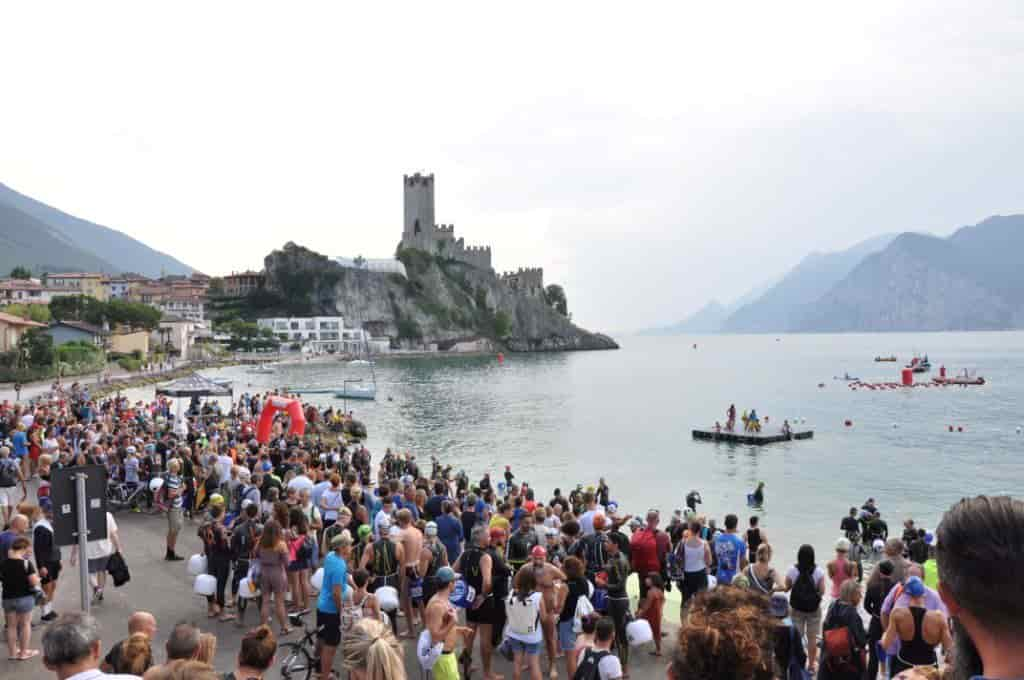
[
  {"x1": 500, "y1": 266, "x2": 544, "y2": 296},
  {"x1": 404, "y1": 172, "x2": 434, "y2": 187}
]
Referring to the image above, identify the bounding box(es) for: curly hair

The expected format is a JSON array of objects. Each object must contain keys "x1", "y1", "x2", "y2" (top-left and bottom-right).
[{"x1": 670, "y1": 587, "x2": 775, "y2": 680}]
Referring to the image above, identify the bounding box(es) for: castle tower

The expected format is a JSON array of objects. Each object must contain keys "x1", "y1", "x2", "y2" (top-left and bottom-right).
[{"x1": 403, "y1": 173, "x2": 435, "y2": 250}]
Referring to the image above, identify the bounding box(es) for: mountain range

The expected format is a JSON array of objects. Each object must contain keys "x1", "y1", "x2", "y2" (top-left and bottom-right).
[
  {"x1": 0, "y1": 182, "x2": 193, "y2": 277},
  {"x1": 647, "y1": 214, "x2": 1024, "y2": 333}
]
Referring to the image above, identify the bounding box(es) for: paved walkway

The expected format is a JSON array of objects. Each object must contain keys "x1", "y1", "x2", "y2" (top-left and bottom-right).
[
  {"x1": 0, "y1": 362, "x2": 192, "y2": 404},
  {"x1": 2, "y1": 510, "x2": 671, "y2": 679}
]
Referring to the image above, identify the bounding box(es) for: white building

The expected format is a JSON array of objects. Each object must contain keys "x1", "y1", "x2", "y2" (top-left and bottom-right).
[
  {"x1": 258, "y1": 316, "x2": 345, "y2": 352},
  {"x1": 157, "y1": 296, "x2": 205, "y2": 322}
]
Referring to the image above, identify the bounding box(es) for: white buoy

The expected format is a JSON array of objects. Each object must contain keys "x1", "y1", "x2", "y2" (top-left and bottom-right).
[{"x1": 1017, "y1": 426, "x2": 1022, "y2": 435}]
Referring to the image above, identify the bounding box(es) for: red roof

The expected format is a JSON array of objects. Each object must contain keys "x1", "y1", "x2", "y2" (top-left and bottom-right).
[{"x1": 0, "y1": 311, "x2": 47, "y2": 327}]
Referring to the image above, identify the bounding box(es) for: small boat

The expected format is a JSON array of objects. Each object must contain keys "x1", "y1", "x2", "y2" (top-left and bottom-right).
[
  {"x1": 933, "y1": 368, "x2": 985, "y2": 386},
  {"x1": 283, "y1": 386, "x2": 337, "y2": 394},
  {"x1": 246, "y1": 364, "x2": 276, "y2": 374},
  {"x1": 334, "y1": 382, "x2": 377, "y2": 400},
  {"x1": 907, "y1": 354, "x2": 931, "y2": 373},
  {"x1": 874, "y1": 356, "x2": 898, "y2": 362},
  {"x1": 348, "y1": 359, "x2": 375, "y2": 366},
  {"x1": 834, "y1": 374, "x2": 860, "y2": 381}
]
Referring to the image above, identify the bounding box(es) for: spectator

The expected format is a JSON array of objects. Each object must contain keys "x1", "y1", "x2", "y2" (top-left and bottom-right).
[
  {"x1": 69, "y1": 510, "x2": 122, "y2": 604},
  {"x1": 115, "y1": 633, "x2": 153, "y2": 676},
  {"x1": 343, "y1": 618, "x2": 406, "y2": 680},
  {"x1": 671, "y1": 587, "x2": 774, "y2": 680},
  {"x1": 769, "y1": 593, "x2": 806, "y2": 680},
  {"x1": 165, "y1": 621, "x2": 201, "y2": 661},
  {"x1": 102, "y1": 611, "x2": 158, "y2": 672},
  {"x1": 42, "y1": 612, "x2": 139, "y2": 679},
  {"x1": 3, "y1": 536, "x2": 40, "y2": 660},
  {"x1": 575, "y1": 617, "x2": 623, "y2": 680},
  {"x1": 936, "y1": 495, "x2": 1024, "y2": 680},
  {"x1": 785, "y1": 544, "x2": 826, "y2": 673},
  {"x1": 142, "y1": 659, "x2": 219, "y2": 680},
  {"x1": 819, "y1": 579, "x2": 866, "y2": 680},
  {"x1": 223, "y1": 625, "x2": 276, "y2": 680}
]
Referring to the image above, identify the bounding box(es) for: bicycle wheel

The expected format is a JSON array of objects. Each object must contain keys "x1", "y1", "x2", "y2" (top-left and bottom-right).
[{"x1": 279, "y1": 642, "x2": 314, "y2": 680}]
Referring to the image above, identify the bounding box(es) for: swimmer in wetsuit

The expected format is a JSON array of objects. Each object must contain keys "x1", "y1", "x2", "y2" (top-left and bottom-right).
[
  {"x1": 751, "y1": 482, "x2": 765, "y2": 505},
  {"x1": 686, "y1": 490, "x2": 702, "y2": 513}
]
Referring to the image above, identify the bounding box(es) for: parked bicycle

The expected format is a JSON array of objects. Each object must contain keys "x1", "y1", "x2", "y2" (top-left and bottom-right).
[{"x1": 279, "y1": 611, "x2": 322, "y2": 680}]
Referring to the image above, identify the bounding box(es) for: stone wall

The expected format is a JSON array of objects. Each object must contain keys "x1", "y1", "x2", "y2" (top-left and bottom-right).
[{"x1": 501, "y1": 267, "x2": 544, "y2": 297}]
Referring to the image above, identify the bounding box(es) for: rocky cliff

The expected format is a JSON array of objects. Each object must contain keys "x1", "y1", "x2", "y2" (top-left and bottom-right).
[{"x1": 259, "y1": 243, "x2": 618, "y2": 352}]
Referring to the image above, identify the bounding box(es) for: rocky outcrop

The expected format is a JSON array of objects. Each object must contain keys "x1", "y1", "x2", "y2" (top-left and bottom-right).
[{"x1": 261, "y1": 243, "x2": 618, "y2": 352}]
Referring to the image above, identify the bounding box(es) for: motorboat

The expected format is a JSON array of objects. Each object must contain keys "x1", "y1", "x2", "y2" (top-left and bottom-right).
[
  {"x1": 908, "y1": 354, "x2": 931, "y2": 373},
  {"x1": 348, "y1": 359, "x2": 375, "y2": 366},
  {"x1": 334, "y1": 382, "x2": 377, "y2": 400},
  {"x1": 874, "y1": 355, "x2": 898, "y2": 362},
  {"x1": 246, "y1": 364, "x2": 276, "y2": 374}
]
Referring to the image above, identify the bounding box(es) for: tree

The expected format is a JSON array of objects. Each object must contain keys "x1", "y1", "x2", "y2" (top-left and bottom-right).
[
  {"x1": 9, "y1": 266, "x2": 32, "y2": 280},
  {"x1": 545, "y1": 284, "x2": 568, "y2": 316},
  {"x1": 50, "y1": 295, "x2": 103, "y2": 323},
  {"x1": 17, "y1": 329, "x2": 54, "y2": 367},
  {"x1": 494, "y1": 310, "x2": 513, "y2": 339},
  {"x1": 5, "y1": 303, "x2": 51, "y2": 324}
]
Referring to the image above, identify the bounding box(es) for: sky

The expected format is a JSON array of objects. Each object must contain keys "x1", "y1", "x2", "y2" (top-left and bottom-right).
[{"x1": 3, "y1": 1, "x2": 1024, "y2": 333}]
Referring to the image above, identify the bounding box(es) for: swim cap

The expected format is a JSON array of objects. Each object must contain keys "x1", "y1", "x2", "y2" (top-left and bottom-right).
[
  {"x1": 593, "y1": 514, "x2": 607, "y2": 531},
  {"x1": 545, "y1": 527, "x2": 559, "y2": 537},
  {"x1": 531, "y1": 545, "x2": 547, "y2": 558},
  {"x1": 489, "y1": 527, "x2": 506, "y2": 542},
  {"x1": 835, "y1": 537, "x2": 851, "y2": 552},
  {"x1": 872, "y1": 539, "x2": 885, "y2": 552},
  {"x1": 358, "y1": 525, "x2": 372, "y2": 539},
  {"x1": 209, "y1": 493, "x2": 224, "y2": 506},
  {"x1": 425, "y1": 521, "x2": 438, "y2": 536},
  {"x1": 904, "y1": 576, "x2": 926, "y2": 597}
]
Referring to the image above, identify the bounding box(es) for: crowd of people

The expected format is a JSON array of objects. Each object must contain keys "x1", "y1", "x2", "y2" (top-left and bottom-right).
[{"x1": 0, "y1": 383, "x2": 1022, "y2": 680}]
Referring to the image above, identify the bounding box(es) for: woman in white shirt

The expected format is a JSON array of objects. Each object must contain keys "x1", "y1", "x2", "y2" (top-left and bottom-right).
[
  {"x1": 506, "y1": 566, "x2": 548, "y2": 680},
  {"x1": 69, "y1": 511, "x2": 122, "y2": 603},
  {"x1": 319, "y1": 474, "x2": 344, "y2": 529}
]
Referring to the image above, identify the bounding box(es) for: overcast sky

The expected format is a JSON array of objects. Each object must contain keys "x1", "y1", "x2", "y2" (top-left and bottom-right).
[{"x1": 4, "y1": 2, "x2": 1024, "y2": 332}]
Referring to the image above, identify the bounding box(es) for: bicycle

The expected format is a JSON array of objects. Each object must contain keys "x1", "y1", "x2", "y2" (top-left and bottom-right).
[
  {"x1": 279, "y1": 611, "x2": 322, "y2": 680},
  {"x1": 106, "y1": 480, "x2": 157, "y2": 514}
]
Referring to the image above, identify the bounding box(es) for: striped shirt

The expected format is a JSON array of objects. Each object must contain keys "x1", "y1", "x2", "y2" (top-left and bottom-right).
[{"x1": 164, "y1": 474, "x2": 184, "y2": 509}]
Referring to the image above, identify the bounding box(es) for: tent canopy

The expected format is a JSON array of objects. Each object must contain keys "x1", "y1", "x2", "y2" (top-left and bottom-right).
[{"x1": 156, "y1": 372, "x2": 233, "y2": 398}]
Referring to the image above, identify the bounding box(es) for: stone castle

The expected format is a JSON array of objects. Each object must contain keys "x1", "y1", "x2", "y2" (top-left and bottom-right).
[{"x1": 400, "y1": 173, "x2": 544, "y2": 297}]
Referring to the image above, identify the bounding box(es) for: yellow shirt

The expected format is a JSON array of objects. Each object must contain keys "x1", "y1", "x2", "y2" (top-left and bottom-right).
[{"x1": 923, "y1": 559, "x2": 939, "y2": 590}]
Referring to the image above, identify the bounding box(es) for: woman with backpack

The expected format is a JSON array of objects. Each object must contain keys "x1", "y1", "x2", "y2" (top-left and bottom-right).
[
  {"x1": 818, "y1": 579, "x2": 866, "y2": 680},
  {"x1": 506, "y1": 566, "x2": 549, "y2": 680},
  {"x1": 785, "y1": 544, "x2": 826, "y2": 673}
]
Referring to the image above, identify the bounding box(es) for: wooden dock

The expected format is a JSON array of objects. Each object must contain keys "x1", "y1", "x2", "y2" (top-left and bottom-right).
[{"x1": 692, "y1": 429, "x2": 813, "y2": 445}]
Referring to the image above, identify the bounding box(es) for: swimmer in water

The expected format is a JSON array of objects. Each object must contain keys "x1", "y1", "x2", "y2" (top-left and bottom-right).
[
  {"x1": 686, "y1": 490, "x2": 702, "y2": 513},
  {"x1": 752, "y1": 482, "x2": 765, "y2": 505}
]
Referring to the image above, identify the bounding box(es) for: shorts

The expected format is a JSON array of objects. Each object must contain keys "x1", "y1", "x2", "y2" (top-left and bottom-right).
[
  {"x1": 288, "y1": 557, "x2": 310, "y2": 573},
  {"x1": 466, "y1": 595, "x2": 498, "y2": 625},
  {"x1": 557, "y1": 619, "x2": 577, "y2": 651},
  {"x1": 2, "y1": 596, "x2": 35, "y2": 614},
  {"x1": 681, "y1": 569, "x2": 708, "y2": 601},
  {"x1": 507, "y1": 638, "x2": 542, "y2": 655},
  {"x1": 0, "y1": 487, "x2": 15, "y2": 508},
  {"x1": 317, "y1": 609, "x2": 342, "y2": 646},
  {"x1": 433, "y1": 651, "x2": 459, "y2": 680},
  {"x1": 88, "y1": 556, "x2": 110, "y2": 575},
  {"x1": 790, "y1": 607, "x2": 823, "y2": 641},
  {"x1": 167, "y1": 508, "x2": 184, "y2": 532},
  {"x1": 40, "y1": 561, "x2": 62, "y2": 585}
]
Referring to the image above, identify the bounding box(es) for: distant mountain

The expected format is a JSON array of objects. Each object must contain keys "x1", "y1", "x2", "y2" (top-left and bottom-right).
[
  {"x1": 641, "y1": 300, "x2": 730, "y2": 335},
  {"x1": 0, "y1": 183, "x2": 193, "y2": 277},
  {"x1": 0, "y1": 202, "x2": 116, "y2": 275},
  {"x1": 797, "y1": 215, "x2": 1024, "y2": 332},
  {"x1": 721, "y1": 233, "x2": 897, "y2": 333}
]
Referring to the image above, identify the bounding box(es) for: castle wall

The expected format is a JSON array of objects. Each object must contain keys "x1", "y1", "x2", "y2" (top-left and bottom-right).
[{"x1": 501, "y1": 267, "x2": 544, "y2": 297}]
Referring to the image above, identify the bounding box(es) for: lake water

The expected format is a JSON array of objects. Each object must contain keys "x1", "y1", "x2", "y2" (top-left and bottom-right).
[{"x1": 146, "y1": 332, "x2": 1024, "y2": 568}]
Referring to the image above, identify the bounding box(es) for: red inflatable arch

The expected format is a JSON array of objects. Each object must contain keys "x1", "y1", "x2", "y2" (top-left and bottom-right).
[{"x1": 256, "y1": 396, "x2": 307, "y2": 443}]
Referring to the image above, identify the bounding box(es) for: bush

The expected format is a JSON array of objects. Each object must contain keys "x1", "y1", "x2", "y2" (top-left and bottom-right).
[
  {"x1": 494, "y1": 310, "x2": 513, "y2": 339},
  {"x1": 397, "y1": 318, "x2": 422, "y2": 339},
  {"x1": 117, "y1": 357, "x2": 142, "y2": 372}
]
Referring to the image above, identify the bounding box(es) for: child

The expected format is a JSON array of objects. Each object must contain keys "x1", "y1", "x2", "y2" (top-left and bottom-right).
[
  {"x1": 636, "y1": 573, "x2": 665, "y2": 655},
  {"x1": 573, "y1": 614, "x2": 598, "y2": 658},
  {"x1": 345, "y1": 569, "x2": 381, "y2": 635},
  {"x1": 2, "y1": 537, "x2": 41, "y2": 660}
]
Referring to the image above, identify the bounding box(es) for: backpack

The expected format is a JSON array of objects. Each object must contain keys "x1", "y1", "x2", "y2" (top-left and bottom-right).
[
  {"x1": 790, "y1": 566, "x2": 821, "y2": 613},
  {"x1": 573, "y1": 649, "x2": 610, "y2": 680},
  {"x1": 0, "y1": 459, "x2": 17, "y2": 488},
  {"x1": 506, "y1": 592, "x2": 541, "y2": 636},
  {"x1": 822, "y1": 605, "x2": 857, "y2": 673}
]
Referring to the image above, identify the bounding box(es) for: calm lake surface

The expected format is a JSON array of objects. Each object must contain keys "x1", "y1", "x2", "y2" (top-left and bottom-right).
[{"x1": 159, "y1": 332, "x2": 1024, "y2": 565}]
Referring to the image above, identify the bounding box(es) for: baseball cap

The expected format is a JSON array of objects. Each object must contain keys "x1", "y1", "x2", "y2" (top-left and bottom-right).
[
  {"x1": 905, "y1": 576, "x2": 926, "y2": 597},
  {"x1": 436, "y1": 566, "x2": 457, "y2": 584},
  {"x1": 769, "y1": 593, "x2": 789, "y2": 618},
  {"x1": 924, "y1": 532, "x2": 934, "y2": 545},
  {"x1": 425, "y1": 521, "x2": 438, "y2": 536},
  {"x1": 531, "y1": 545, "x2": 547, "y2": 558}
]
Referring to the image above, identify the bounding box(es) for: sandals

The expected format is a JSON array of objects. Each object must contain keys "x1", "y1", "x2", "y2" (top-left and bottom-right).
[{"x1": 17, "y1": 650, "x2": 40, "y2": 660}]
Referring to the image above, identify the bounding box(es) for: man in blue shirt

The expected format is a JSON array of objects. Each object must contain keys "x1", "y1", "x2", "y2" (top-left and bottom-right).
[
  {"x1": 317, "y1": 533, "x2": 351, "y2": 678},
  {"x1": 713, "y1": 513, "x2": 748, "y2": 585},
  {"x1": 434, "y1": 501, "x2": 463, "y2": 565}
]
